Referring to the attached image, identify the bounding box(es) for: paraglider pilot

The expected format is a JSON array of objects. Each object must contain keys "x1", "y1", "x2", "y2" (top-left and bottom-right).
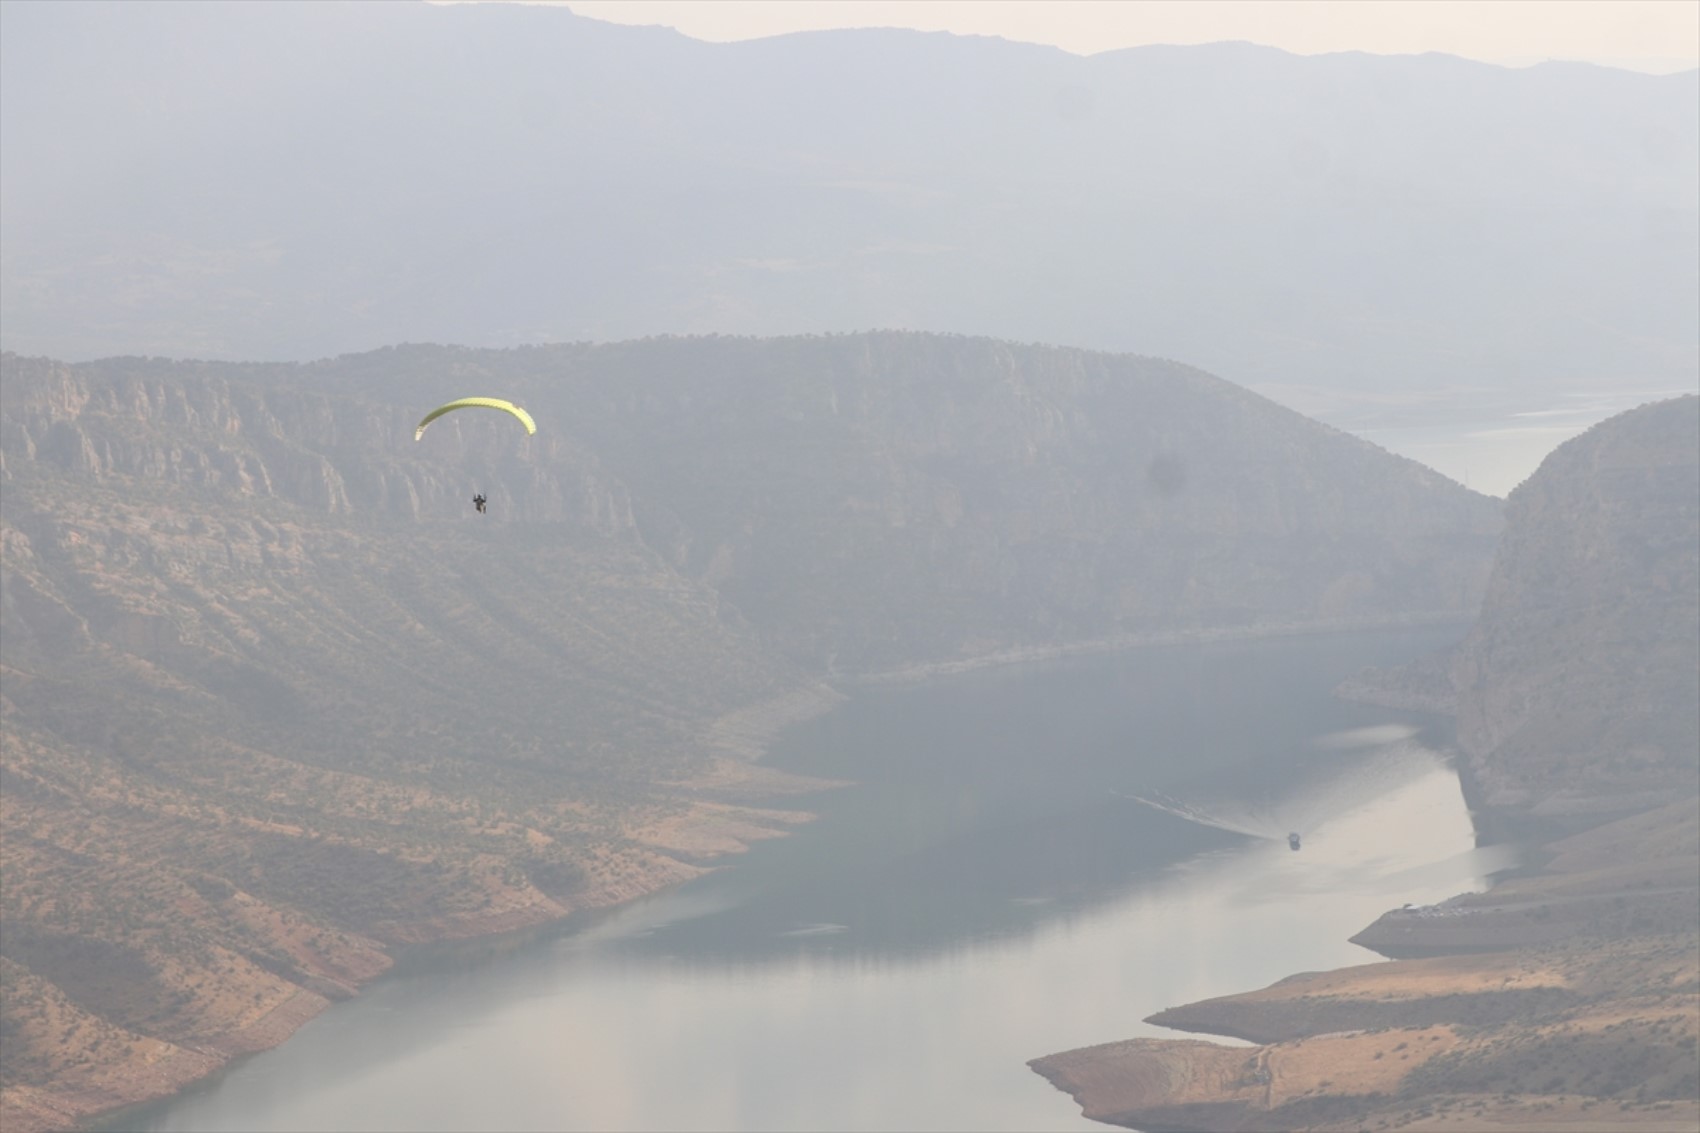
[{"x1": 473, "y1": 493, "x2": 487, "y2": 515}]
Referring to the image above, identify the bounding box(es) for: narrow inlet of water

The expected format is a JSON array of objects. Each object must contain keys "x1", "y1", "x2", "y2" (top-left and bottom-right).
[{"x1": 113, "y1": 627, "x2": 1502, "y2": 1132}]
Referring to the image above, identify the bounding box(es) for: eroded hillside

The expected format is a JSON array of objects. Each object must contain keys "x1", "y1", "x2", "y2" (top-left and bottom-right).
[
  {"x1": 0, "y1": 335, "x2": 1501, "y2": 1129},
  {"x1": 0, "y1": 354, "x2": 831, "y2": 1131}
]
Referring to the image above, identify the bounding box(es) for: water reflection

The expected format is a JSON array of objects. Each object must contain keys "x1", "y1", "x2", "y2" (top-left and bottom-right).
[{"x1": 117, "y1": 630, "x2": 1503, "y2": 1132}]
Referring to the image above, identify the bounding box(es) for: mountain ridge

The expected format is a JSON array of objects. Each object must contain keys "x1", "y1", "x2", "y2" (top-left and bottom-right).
[
  {"x1": 5, "y1": 2, "x2": 1694, "y2": 429},
  {"x1": 1, "y1": 332, "x2": 1500, "y2": 1129}
]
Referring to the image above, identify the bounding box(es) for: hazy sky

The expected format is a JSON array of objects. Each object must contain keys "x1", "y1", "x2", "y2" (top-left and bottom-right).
[{"x1": 560, "y1": 0, "x2": 1700, "y2": 73}]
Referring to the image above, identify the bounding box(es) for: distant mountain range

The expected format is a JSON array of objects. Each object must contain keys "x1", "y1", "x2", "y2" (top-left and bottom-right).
[
  {"x1": 3, "y1": 2, "x2": 1695, "y2": 431},
  {"x1": 0, "y1": 333, "x2": 1500, "y2": 1129}
]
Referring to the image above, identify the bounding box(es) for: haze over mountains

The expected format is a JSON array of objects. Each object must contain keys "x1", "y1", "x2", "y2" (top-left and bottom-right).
[
  {"x1": 2, "y1": 3, "x2": 1697, "y2": 1129},
  {"x1": 0, "y1": 335, "x2": 1499, "y2": 1129},
  {"x1": 3, "y1": 1, "x2": 1695, "y2": 440}
]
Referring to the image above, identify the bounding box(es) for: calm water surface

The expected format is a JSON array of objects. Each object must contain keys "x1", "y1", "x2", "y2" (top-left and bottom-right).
[{"x1": 116, "y1": 628, "x2": 1504, "y2": 1132}]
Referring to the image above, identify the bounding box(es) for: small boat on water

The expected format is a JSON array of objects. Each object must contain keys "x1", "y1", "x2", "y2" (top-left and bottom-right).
[{"x1": 1288, "y1": 832, "x2": 1302, "y2": 851}]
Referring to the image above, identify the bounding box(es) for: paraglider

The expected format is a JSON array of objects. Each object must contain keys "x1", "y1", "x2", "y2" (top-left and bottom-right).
[
  {"x1": 414, "y1": 398, "x2": 536, "y2": 442},
  {"x1": 415, "y1": 399, "x2": 532, "y2": 518}
]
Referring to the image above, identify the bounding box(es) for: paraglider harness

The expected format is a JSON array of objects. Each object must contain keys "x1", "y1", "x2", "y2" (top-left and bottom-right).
[{"x1": 473, "y1": 493, "x2": 487, "y2": 515}]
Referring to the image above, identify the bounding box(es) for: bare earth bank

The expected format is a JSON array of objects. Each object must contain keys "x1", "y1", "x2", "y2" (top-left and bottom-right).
[
  {"x1": 1030, "y1": 800, "x2": 1700, "y2": 1132},
  {"x1": 4, "y1": 689, "x2": 847, "y2": 1133}
]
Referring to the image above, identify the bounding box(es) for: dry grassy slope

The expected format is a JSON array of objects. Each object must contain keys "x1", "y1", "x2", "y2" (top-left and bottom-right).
[{"x1": 0, "y1": 355, "x2": 829, "y2": 1130}]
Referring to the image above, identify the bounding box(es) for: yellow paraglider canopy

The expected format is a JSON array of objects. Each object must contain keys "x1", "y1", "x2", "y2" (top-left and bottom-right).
[{"x1": 414, "y1": 398, "x2": 537, "y2": 442}]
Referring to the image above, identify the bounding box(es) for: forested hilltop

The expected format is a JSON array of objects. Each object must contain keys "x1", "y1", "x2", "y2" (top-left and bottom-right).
[{"x1": 0, "y1": 334, "x2": 1498, "y2": 1129}]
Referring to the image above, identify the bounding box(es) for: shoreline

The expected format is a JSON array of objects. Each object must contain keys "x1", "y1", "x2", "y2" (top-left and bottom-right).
[
  {"x1": 852, "y1": 612, "x2": 1470, "y2": 686},
  {"x1": 1029, "y1": 795, "x2": 1700, "y2": 1132},
  {"x1": 64, "y1": 685, "x2": 852, "y2": 1133},
  {"x1": 65, "y1": 613, "x2": 1472, "y2": 1133}
]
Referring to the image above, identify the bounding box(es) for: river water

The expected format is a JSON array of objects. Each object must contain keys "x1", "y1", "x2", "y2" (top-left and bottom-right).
[{"x1": 113, "y1": 627, "x2": 1505, "y2": 1132}]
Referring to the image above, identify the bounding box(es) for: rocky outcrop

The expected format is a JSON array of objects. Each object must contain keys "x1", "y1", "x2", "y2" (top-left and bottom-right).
[{"x1": 1448, "y1": 396, "x2": 1699, "y2": 825}]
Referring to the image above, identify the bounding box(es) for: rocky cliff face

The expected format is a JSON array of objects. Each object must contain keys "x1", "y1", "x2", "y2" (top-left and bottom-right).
[
  {"x1": 1450, "y1": 396, "x2": 1700, "y2": 822},
  {"x1": 288, "y1": 335, "x2": 1502, "y2": 669},
  {"x1": 0, "y1": 335, "x2": 1500, "y2": 1128},
  {"x1": 0, "y1": 355, "x2": 639, "y2": 526}
]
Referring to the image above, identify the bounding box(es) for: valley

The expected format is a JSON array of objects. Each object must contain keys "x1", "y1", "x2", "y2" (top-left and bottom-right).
[{"x1": 0, "y1": 336, "x2": 1501, "y2": 1129}]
